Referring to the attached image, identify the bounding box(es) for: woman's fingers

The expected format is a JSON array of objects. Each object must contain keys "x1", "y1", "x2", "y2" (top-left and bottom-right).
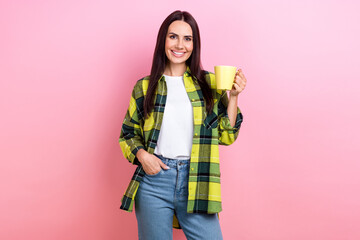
[
  {"x1": 236, "y1": 69, "x2": 247, "y2": 88},
  {"x1": 160, "y1": 160, "x2": 170, "y2": 170},
  {"x1": 230, "y1": 69, "x2": 247, "y2": 96},
  {"x1": 143, "y1": 154, "x2": 170, "y2": 175},
  {"x1": 152, "y1": 155, "x2": 169, "y2": 170},
  {"x1": 142, "y1": 154, "x2": 159, "y2": 174},
  {"x1": 233, "y1": 82, "x2": 242, "y2": 92}
]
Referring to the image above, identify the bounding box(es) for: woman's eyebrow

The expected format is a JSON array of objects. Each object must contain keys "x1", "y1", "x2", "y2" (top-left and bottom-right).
[{"x1": 168, "y1": 32, "x2": 193, "y2": 38}]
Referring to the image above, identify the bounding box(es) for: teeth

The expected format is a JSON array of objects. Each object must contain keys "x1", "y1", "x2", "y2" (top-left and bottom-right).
[{"x1": 172, "y1": 51, "x2": 185, "y2": 55}]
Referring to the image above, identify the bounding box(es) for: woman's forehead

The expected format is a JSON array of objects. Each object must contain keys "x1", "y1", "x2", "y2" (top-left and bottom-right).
[{"x1": 167, "y1": 20, "x2": 192, "y2": 36}]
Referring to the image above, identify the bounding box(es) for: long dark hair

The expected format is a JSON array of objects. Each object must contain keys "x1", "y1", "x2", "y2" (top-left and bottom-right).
[{"x1": 143, "y1": 10, "x2": 214, "y2": 118}]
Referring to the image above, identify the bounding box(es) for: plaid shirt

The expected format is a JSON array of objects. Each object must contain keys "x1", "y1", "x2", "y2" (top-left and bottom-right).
[{"x1": 119, "y1": 67, "x2": 243, "y2": 228}]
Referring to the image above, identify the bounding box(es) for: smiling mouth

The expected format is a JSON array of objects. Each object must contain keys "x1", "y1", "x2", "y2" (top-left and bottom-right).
[{"x1": 171, "y1": 50, "x2": 186, "y2": 57}]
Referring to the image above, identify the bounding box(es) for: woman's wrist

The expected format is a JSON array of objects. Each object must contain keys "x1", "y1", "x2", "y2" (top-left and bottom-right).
[
  {"x1": 136, "y1": 149, "x2": 147, "y2": 163},
  {"x1": 228, "y1": 93, "x2": 238, "y2": 103},
  {"x1": 227, "y1": 92, "x2": 239, "y2": 127}
]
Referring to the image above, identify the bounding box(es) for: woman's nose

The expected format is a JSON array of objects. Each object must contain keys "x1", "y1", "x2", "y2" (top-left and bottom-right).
[{"x1": 176, "y1": 39, "x2": 184, "y2": 49}]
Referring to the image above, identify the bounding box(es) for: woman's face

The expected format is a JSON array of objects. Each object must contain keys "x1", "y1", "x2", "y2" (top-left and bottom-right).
[{"x1": 165, "y1": 20, "x2": 193, "y2": 66}]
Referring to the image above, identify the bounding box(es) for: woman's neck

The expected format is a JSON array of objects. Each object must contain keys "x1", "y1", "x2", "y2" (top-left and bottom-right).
[{"x1": 163, "y1": 63, "x2": 187, "y2": 77}]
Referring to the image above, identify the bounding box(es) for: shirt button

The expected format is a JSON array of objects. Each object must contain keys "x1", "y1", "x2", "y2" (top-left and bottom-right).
[
  {"x1": 191, "y1": 99, "x2": 195, "y2": 102},
  {"x1": 191, "y1": 168, "x2": 194, "y2": 171},
  {"x1": 195, "y1": 133, "x2": 198, "y2": 136}
]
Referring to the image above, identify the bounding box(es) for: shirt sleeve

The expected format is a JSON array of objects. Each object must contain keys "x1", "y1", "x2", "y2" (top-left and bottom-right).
[
  {"x1": 119, "y1": 83, "x2": 145, "y2": 165},
  {"x1": 217, "y1": 91, "x2": 243, "y2": 145}
]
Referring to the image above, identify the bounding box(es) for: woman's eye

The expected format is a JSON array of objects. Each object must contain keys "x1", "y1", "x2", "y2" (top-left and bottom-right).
[
  {"x1": 185, "y1": 37, "x2": 192, "y2": 41},
  {"x1": 170, "y1": 35, "x2": 176, "y2": 39}
]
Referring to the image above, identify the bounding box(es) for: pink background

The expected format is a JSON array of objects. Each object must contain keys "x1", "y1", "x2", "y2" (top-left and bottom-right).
[{"x1": 1, "y1": 0, "x2": 359, "y2": 239}]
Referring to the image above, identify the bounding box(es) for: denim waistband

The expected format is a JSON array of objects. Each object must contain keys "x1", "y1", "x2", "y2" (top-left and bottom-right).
[{"x1": 154, "y1": 154, "x2": 190, "y2": 168}]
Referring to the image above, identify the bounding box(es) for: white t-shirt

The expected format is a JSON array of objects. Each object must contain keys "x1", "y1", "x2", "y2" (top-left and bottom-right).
[{"x1": 154, "y1": 75, "x2": 194, "y2": 160}]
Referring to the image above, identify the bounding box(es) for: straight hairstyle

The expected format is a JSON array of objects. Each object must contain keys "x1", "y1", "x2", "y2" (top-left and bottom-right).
[{"x1": 143, "y1": 10, "x2": 214, "y2": 118}]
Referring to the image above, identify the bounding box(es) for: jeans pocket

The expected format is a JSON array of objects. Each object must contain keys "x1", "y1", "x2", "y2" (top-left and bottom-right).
[{"x1": 146, "y1": 169, "x2": 163, "y2": 177}]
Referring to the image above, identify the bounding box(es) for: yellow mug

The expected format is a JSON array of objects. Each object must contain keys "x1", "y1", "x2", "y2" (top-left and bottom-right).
[{"x1": 214, "y1": 65, "x2": 237, "y2": 90}]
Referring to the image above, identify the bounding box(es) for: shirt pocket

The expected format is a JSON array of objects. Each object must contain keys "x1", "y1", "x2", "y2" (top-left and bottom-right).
[{"x1": 203, "y1": 111, "x2": 218, "y2": 129}]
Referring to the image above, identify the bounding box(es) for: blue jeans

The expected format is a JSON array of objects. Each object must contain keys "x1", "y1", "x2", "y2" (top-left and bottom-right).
[{"x1": 135, "y1": 154, "x2": 223, "y2": 240}]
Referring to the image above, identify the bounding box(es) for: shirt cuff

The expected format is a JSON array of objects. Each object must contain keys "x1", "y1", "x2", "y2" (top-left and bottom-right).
[
  {"x1": 220, "y1": 108, "x2": 243, "y2": 132},
  {"x1": 131, "y1": 145, "x2": 145, "y2": 165}
]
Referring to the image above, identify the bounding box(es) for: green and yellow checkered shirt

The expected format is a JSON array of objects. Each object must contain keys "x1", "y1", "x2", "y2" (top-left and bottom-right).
[{"x1": 119, "y1": 67, "x2": 243, "y2": 228}]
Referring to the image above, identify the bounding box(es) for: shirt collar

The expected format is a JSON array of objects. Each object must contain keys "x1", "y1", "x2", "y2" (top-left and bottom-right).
[
  {"x1": 185, "y1": 66, "x2": 192, "y2": 77},
  {"x1": 159, "y1": 66, "x2": 193, "y2": 81}
]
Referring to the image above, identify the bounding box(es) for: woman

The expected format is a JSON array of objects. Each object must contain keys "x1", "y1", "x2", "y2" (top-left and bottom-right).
[{"x1": 119, "y1": 10, "x2": 247, "y2": 239}]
